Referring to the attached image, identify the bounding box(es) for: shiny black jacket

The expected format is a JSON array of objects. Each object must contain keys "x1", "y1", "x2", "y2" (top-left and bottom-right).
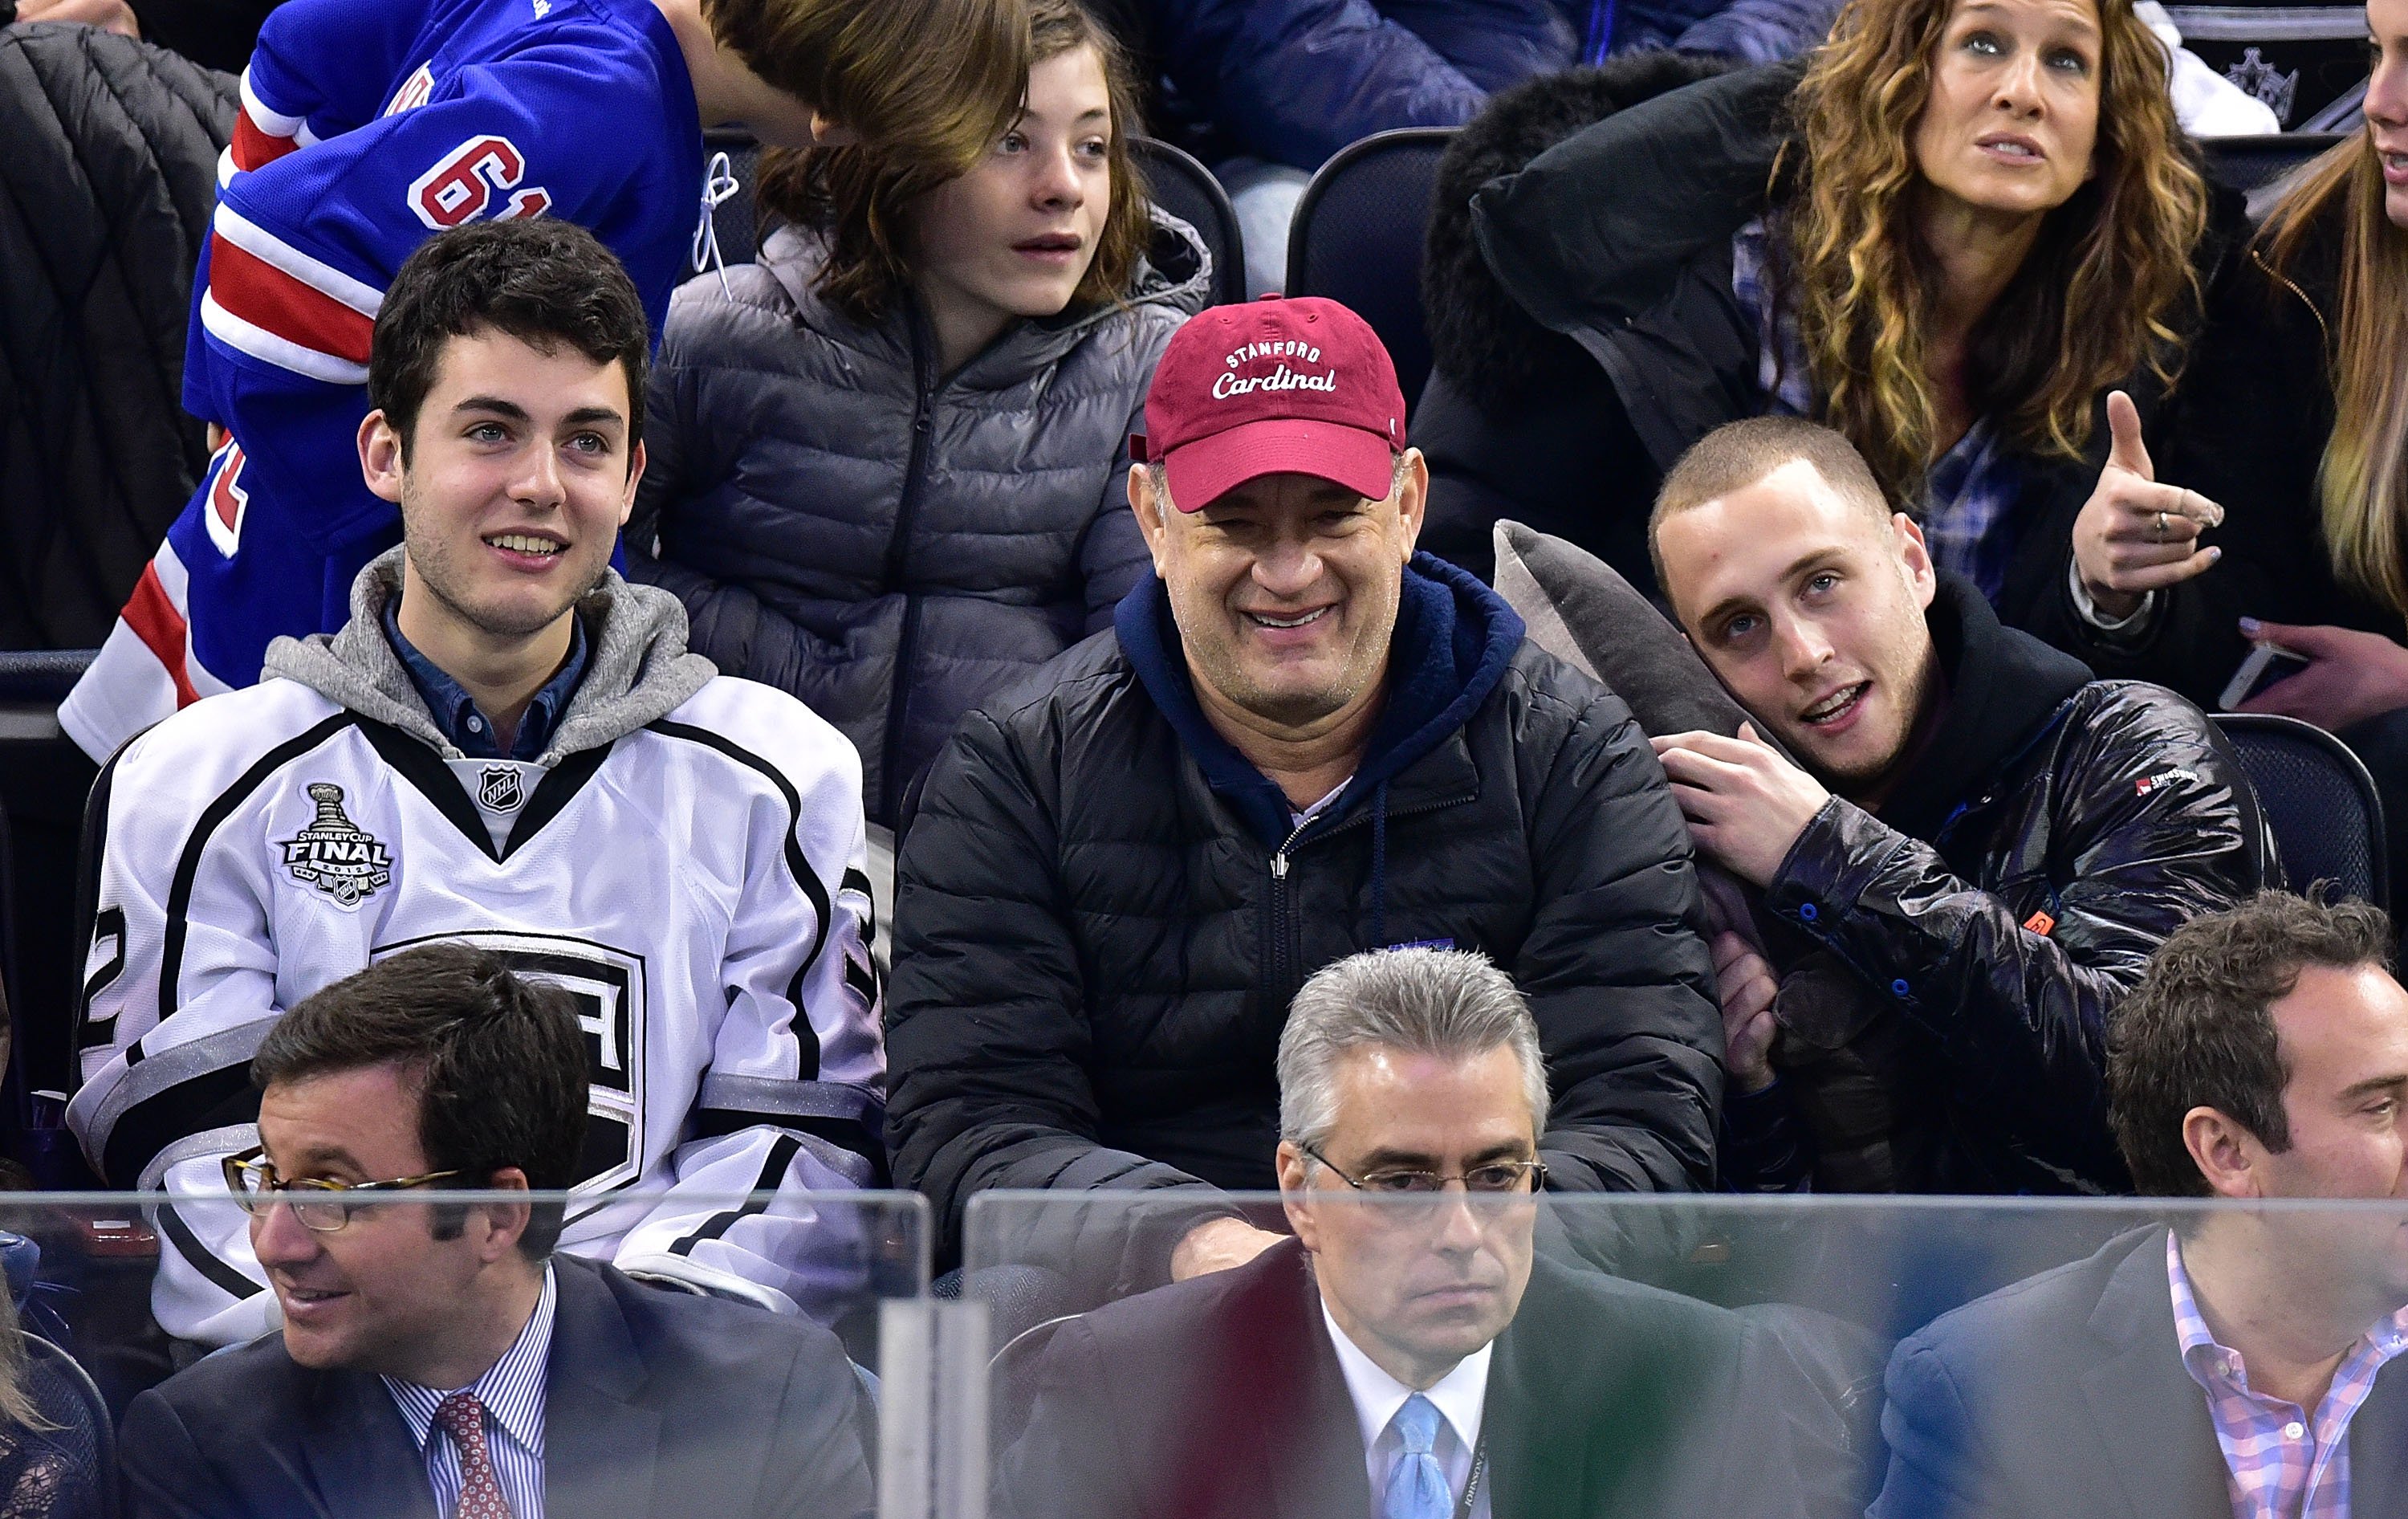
[
  {"x1": 1728, "y1": 579, "x2": 2273, "y2": 1194},
  {"x1": 886, "y1": 557, "x2": 1723, "y2": 1281}
]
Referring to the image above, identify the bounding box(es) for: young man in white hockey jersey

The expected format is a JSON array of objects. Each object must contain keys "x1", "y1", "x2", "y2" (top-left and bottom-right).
[{"x1": 67, "y1": 218, "x2": 885, "y2": 1346}]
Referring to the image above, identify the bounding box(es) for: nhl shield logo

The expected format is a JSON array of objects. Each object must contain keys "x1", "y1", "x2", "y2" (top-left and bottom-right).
[
  {"x1": 478, "y1": 766, "x2": 526, "y2": 812},
  {"x1": 281, "y1": 784, "x2": 393, "y2": 907}
]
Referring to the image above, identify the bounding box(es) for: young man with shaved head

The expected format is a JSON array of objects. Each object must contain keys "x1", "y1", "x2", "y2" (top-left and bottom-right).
[{"x1": 1646, "y1": 415, "x2": 2270, "y2": 1193}]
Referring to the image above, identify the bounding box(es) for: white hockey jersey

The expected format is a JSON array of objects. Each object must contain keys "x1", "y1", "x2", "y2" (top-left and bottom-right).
[{"x1": 67, "y1": 574, "x2": 883, "y2": 1344}]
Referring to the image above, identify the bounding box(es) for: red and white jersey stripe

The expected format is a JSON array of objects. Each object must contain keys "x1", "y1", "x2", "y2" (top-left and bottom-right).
[
  {"x1": 197, "y1": 205, "x2": 384, "y2": 385},
  {"x1": 228, "y1": 68, "x2": 319, "y2": 176}
]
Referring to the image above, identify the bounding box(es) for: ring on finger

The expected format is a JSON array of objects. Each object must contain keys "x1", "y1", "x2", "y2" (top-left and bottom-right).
[{"x1": 2154, "y1": 510, "x2": 2169, "y2": 543}]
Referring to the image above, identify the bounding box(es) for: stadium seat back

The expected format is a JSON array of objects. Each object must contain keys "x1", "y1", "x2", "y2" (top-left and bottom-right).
[
  {"x1": 2214, "y1": 712, "x2": 2389, "y2": 911},
  {"x1": 16, "y1": 1333, "x2": 114, "y2": 1519},
  {"x1": 2200, "y1": 132, "x2": 2349, "y2": 195},
  {"x1": 0, "y1": 654, "x2": 100, "y2": 1141},
  {"x1": 1285, "y1": 128, "x2": 1455, "y2": 417},
  {"x1": 1130, "y1": 136, "x2": 1248, "y2": 308}
]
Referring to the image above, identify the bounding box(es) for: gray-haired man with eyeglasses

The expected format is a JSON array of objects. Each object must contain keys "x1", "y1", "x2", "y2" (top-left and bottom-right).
[
  {"x1": 995, "y1": 947, "x2": 1857, "y2": 1519},
  {"x1": 117, "y1": 944, "x2": 876, "y2": 1519}
]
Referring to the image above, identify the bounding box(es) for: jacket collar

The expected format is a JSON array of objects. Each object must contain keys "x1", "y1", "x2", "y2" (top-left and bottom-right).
[
  {"x1": 759, "y1": 208, "x2": 1215, "y2": 388},
  {"x1": 1470, "y1": 62, "x2": 1800, "y2": 340},
  {"x1": 287, "y1": 1256, "x2": 658, "y2": 1519},
  {"x1": 1873, "y1": 573, "x2": 2094, "y2": 844},
  {"x1": 542, "y1": 1256, "x2": 665, "y2": 1517},
  {"x1": 1114, "y1": 553, "x2": 1525, "y2": 849},
  {"x1": 263, "y1": 547, "x2": 716, "y2": 765},
  {"x1": 2077, "y1": 1228, "x2": 2254, "y2": 1519}
]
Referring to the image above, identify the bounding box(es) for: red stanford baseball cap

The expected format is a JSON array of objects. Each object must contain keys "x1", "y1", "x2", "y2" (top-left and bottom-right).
[{"x1": 1133, "y1": 294, "x2": 1406, "y2": 512}]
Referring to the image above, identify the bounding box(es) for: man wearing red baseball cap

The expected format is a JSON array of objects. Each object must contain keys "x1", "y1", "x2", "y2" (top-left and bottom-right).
[{"x1": 886, "y1": 296, "x2": 1723, "y2": 1289}]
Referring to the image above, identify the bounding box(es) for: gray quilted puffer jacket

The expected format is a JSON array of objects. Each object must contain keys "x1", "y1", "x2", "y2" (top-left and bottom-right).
[{"x1": 628, "y1": 212, "x2": 1212, "y2": 825}]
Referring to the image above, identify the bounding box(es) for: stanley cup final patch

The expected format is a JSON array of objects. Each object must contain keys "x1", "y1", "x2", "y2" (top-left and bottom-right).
[{"x1": 281, "y1": 783, "x2": 393, "y2": 906}]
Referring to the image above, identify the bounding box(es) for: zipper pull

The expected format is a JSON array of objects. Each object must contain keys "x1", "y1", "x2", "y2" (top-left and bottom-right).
[{"x1": 1270, "y1": 853, "x2": 1289, "y2": 881}]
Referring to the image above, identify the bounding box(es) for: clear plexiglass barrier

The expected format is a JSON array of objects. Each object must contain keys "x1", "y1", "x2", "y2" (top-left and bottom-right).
[
  {"x1": 946, "y1": 1191, "x2": 2408, "y2": 1519},
  {"x1": 0, "y1": 1189, "x2": 923, "y2": 1519}
]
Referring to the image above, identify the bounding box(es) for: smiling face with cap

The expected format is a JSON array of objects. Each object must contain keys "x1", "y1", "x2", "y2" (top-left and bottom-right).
[{"x1": 1129, "y1": 297, "x2": 1425, "y2": 748}]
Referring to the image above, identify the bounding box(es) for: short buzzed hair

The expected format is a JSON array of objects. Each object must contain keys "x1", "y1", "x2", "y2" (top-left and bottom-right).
[{"x1": 1649, "y1": 417, "x2": 1893, "y2": 594}]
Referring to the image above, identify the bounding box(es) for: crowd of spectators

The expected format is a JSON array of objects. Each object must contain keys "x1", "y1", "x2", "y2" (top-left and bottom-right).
[{"x1": 14, "y1": 0, "x2": 2408, "y2": 1507}]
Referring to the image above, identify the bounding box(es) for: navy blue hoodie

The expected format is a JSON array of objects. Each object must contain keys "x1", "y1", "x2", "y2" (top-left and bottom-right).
[{"x1": 1114, "y1": 552, "x2": 1527, "y2": 942}]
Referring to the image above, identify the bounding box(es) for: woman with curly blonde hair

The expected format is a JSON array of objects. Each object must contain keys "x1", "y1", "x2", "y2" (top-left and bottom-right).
[{"x1": 1417, "y1": 0, "x2": 2235, "y2": 632}]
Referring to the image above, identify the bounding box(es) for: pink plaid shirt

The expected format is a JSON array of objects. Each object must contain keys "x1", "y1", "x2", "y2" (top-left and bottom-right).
[{"x1": 2169, "y1": 1232, "x2": 2408, "y2": 1519}]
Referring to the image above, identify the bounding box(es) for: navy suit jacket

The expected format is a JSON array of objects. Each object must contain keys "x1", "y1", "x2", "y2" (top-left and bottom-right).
[
  {"x1": 1873, "y1": 1226, "x2": 2408, "y2": 1519},
  {"x1": 117, "y1": 1254, "x2": 875, "y2": 1519}
]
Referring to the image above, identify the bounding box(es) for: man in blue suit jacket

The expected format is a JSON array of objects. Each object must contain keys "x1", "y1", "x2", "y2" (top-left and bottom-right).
[
  {"x1": 1873, "y1": 893, "x2": 2408, "y2": 1518},
  {"x1": 116, "y1": 944, "x2": 874, "y2": 1519}
]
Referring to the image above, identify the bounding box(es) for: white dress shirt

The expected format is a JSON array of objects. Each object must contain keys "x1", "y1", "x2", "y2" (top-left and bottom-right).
[
  {"x1": 1321, "y1": 1301, "x2": 1493, "y2": 1519},
  {"x1": 383, "y1": 1264, "x2": 556, "y2": 1519}
]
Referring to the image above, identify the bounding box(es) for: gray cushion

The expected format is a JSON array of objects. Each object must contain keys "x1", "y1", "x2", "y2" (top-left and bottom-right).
[{"x1": 1491, "y1": 519, "x2": 1755, "y2": 740}]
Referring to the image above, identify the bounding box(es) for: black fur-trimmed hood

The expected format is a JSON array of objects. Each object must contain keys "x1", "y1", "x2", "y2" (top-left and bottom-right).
[{"x1": 1420, "y1": 52, "x2": 1736, "y2": 418}]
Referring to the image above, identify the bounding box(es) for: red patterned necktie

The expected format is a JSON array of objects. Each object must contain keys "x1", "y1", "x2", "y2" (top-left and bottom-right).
[{"x1": 433, "y1": 1391, "x2": 515, "y2": 1519}]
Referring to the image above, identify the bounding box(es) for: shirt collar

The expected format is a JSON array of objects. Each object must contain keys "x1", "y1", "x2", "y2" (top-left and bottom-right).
[
  {"x1": 1320, "y1": 1298, "x2": 1491, "y2": 1463},
  {"x1": 384, "y1": 1263, "x2": 558, "y2": 1457},
  {"x1": 381, "y1": 595, "x2": 589, "y2": 761},
  {"x1": 2167, "y1": 1231, "x2": 2408, "y2": 1391}
]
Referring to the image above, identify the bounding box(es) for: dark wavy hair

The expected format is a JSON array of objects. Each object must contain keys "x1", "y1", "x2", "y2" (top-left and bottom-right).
[
  {"x1": 2108, "y1": 891, "x2": 2395, "y2": 1198},
  {"x1": 755, "y1": 0, "x2": 1149, "y2": 324},
  {"x1": 368, "y1": 219, "x2": 648, "y2": 465},
  {"x1": 254, "y1": 944, "x2": 591, "y2": 1256}
]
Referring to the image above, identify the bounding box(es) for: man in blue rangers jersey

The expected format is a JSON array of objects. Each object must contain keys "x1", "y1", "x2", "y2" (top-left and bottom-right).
[
  {"x1": 59, "y1": 0, "x2": 1029, "y2": 761},
  {"x1": 68, "y1": 220, "x2": 887, "y2": 1346}
]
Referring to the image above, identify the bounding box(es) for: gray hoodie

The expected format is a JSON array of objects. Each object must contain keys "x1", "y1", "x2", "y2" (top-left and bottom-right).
[{"x1": 264, "y1": 548, "x2": 718, "y2": 768}]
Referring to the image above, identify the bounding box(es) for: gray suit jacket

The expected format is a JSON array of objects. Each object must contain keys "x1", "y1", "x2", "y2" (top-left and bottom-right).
[{"x1": 118, "y1": 1254, "x2": 875, "y2": 1519}]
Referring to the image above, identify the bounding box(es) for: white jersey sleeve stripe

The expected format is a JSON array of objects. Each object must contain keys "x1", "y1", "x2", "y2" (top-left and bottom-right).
[
  {"x1": 199, "y1": 292, "x2": 371, "y2": 386},
  {"x1": 86, "y1": 1020, "x2": 275, "y2": 1169},
  {"x1": 212, "y1": 206, "x2": 384, "y2": 317}
]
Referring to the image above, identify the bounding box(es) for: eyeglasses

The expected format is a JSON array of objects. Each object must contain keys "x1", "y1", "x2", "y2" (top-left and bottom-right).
[
  {"x1": 1298, "y1": 1144, "x2": 1547, "y2": 1196},
  {"x1": 221, "y1": 1146, "x2": 461, "y2": 1233}
]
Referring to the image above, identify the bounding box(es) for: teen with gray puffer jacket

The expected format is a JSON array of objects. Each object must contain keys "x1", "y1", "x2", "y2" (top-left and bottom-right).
[{"x1": 629, "y1": 0, "x2": 1210, "y2": 830}]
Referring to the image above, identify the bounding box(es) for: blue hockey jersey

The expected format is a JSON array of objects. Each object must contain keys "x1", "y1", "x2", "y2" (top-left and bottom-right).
[{"x1": 61, "y1": 0, "x2": 706, "y2": 760}]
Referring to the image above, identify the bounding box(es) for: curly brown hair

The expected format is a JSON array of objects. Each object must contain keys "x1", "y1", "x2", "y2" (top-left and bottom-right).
[
  {"x1": 755, "y1": 0, "x2": 1150, "y2": 326},
  {"x1": 1777, "y1": 0, "x2": 2209, "y2": 503}
]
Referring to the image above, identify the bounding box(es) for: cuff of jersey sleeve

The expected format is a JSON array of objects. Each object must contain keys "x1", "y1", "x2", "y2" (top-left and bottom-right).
[
  {"x1": 2066, "y1": 556, "x2": 2159, "y2": 640},
  {"x1": 616, "y1": 1252, "x2": 801, "y2": 1315}
]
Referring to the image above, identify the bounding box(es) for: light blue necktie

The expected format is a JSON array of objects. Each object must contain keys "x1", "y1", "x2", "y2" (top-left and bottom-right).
[{"x1": 1381, "y1": 1393, "x2": 1452, "y2": 1519}]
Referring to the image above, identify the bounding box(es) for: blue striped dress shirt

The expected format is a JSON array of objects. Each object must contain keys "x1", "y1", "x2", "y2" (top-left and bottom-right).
[{"x1": 383, "y1": 1265, "x2": 556, "y2": 1519}]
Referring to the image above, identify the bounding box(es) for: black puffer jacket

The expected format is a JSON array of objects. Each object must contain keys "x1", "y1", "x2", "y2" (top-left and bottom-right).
[
  {"x1": 1726, "y1": 578, "x2": 2274, "y2": 1195},
  {"x1": 0, "y1": 22, "x2": 234, "y2": 649},
  {"x1": 628, "y1": 214, "x2": 1210, "y2": 826},
  {"x1": 886, "y1": 555, "x2": 1723, "y2": 1278},
  {"x1": 1422, "y1": 62, "x2": 2242, "y2": 617}
]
